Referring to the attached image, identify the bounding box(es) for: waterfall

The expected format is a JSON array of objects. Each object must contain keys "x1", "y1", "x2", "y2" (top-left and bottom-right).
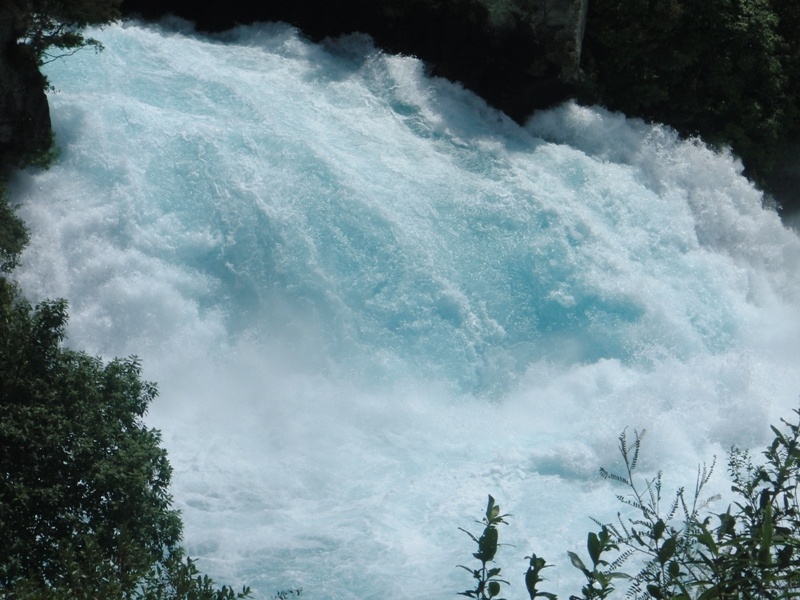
[{"x1": 10, "y1": 18, "x2": 800, "y2": 598}]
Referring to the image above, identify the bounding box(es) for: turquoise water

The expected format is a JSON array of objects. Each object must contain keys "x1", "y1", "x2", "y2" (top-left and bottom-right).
[{"x1": 11, "y1": 19, "x2": 800, "y2": 598}]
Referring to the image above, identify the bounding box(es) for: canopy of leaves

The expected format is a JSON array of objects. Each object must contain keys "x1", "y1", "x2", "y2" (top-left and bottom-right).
[
  {"x1": 0, "y1": 283, "x2": 183, "y2": 594},
  {"x1": 0, "y1": 187, "x2": 28, "y2": 273},
  {"x1": 0, "y1": 188, "x2": 249, "y2": 599},
  {"x1": 580, "y1": 0, "x2": 800, "y2": 184},
  {"x1": 9, "y1": 0, "x2": 122, "y2": 63}
]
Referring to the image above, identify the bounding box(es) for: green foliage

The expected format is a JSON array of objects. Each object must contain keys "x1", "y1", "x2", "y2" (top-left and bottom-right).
[
  {"x1": 590, "y1": 417, "x2": 800, "y2": 599},
  {"x1": 594, "y1": 429, "x2": 719, "y2": 599},
  {"x1": 580, "y1": 0, "x2": 800, "y2": 184},
  {"x1": 524, "y1": 553, "x2": 556, "y2": 600},
  {"x1": 458, "y1": 495, "x2": 511, "y2": 599},
  {"x1": 10, "y1": 0, "x2": 122, "y2": 64},
  {"x1": 1, "y1": 293, "x2": 176, "y2": 592},
  {"x1": 135, "y1": 550, "x2": 252, "y2": 600},
  {"x1": 0, "y1": 279, "x2": 250, "y2": 598},
  {"x1": 465, "y1": 410, "x2": 800, "y2": 600},
  {"x1": 0, "y1": 182, "x2": 29, "y2": 273},
  {"x1": 566, "y1": 527, "x2": 627, "y2": 600},
  {"x1": 687, "y1": 414, "x2": 800, "y2": 598},
  {"x1": 271, "y1": 589, "x2": 303, "y2": 600},
  {"x1": 25, "y1": 131, "x2": 62, "y2": 169}
]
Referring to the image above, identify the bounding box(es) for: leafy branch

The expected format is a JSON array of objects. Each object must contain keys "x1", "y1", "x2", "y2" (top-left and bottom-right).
[
  {"x1": 458, "y1": 495, "x2": 511, "y2": 599},
  {"x1": 461, "y1": 408, "x2": 800, "y2": 600}
]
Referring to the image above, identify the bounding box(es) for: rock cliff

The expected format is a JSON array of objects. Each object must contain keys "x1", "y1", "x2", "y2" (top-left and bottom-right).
[
  {"x1": 0, "y1": 10, "x2": 50, "y2": 168},
  {"x1": 120, "y1": 0, "x2": 587, "y2": 122},
  {"x1": 525, "y1": 0, "x2": 587, "y2": 82}
]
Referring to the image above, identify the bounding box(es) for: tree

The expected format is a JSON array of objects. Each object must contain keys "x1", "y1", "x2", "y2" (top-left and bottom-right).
[
  {"x1": 0, "y1": 279, "x2": 250, "y2": 598},
  {"x1": 579, "y1": 0, "x2": 800, "y2": 185},
  {"x1": 0, "y1": 289, "x2": 175, "y2": 592},
  {"x1": 468, "y1": 410, "x2": 800, "y2": 599},
  {"x1": 6, "y1": 0, "x2": 122, "y2": 64},
  {"x1": 0, "y1": 185, "x2": 28, "y2": 273}
]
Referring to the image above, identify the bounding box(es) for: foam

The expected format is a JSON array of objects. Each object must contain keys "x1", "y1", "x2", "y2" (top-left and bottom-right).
[{"x1": 10, "y1": 20, "x2": 800, "y2": 598}]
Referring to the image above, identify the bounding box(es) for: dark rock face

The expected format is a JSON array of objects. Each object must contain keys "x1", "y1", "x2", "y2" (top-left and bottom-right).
[
  {"x1": 0, "y1": 12, "x2": 51, "y2": 168},
  {"x1": 528, "y1": 0, "x2": 587, "y2": 82},
  {"x1": 765, "y1": 140, "x2": 800, "y2": 215},
  {"x1": 121, "y1": 0, "x2": 585, "y2": 122}
]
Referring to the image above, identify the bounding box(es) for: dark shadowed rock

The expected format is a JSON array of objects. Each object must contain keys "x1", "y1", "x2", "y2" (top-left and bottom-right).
[
  {"x1": 0, "y1": 10, "x2": 51, "y2": 168},
  {"x1": 527, "y1": 0, "x2": 587, "y2": 81},
  {"x1": 120, "y1": 0, "x2": 587, "y2": 122},
  {"x1": 765, "y1": 140, "x2": 800, "y2": 216}
]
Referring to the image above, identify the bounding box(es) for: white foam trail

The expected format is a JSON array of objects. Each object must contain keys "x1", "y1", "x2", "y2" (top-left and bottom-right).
[{"x1": 10, "y1": 19, "x2": 800, "y2": 598}]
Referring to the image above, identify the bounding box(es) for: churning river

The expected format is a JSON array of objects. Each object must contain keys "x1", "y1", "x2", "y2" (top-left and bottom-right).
[{"x1": 10, "y1": 19, "x2": 800, "y2": 599}]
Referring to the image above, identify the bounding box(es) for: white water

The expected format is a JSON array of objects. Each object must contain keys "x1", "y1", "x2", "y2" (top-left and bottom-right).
[{"x1": 10, "y1": 19, "x2": 800, "y2": 598}]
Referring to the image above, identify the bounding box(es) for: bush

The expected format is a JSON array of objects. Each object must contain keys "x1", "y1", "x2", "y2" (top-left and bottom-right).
[
  {"x1": 463, "y1": 409, "x2": 800, "y2": 599},
  {"x1": 10, "y1": 0, "x2": 122, "y2": 64},
  {"x1": 0, "y1": 184, "x2": 249, "y2": 598},
  {"x1": 457, "y1": 495, "x2": 511, "y2": 599},
  {"x1": 0, "y1": 184, "x2": 28, "y2": 273},
  {"x1": 579, "y1": 0, "x2": 800, "y2": 185},
  {"x1": 0, "y1": 283, "x2": 252, "y2": 599}
]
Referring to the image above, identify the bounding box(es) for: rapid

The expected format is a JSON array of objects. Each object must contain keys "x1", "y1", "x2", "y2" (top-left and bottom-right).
[{"x1": 9, "y1": 19, "x2": 800, "y2": 598}]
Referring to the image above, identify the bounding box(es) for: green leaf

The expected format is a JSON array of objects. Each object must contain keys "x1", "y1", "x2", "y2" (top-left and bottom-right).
[
  {"x1": 568, "y1": 551, "x2": 590, "y2": 576},
  {"x1": 459, "y1": 527, "x2": 480, "y2": 544},
  {"x1": 653, "y1": 519, "x2": 666, "y2": 541},
  {"x1": 658, "y1": 536, "x2": 677, "y2": 564},
  {"x1": 486, "y1": 495, "x2": 497, "y2": 521},
  {"x1": 695, "y1": 527, "x2": 718, "y2": 554},
  {"x1": 477, "y1": 527, "x2": 498, "y2": 562},
  {"x1": 647, "y1": 584, "x2": 663, "y2": 599},
  {"x1": 668, "y1": 560, "x2": 680, "y2": 579},
  {"x1": 718, "y1": 511, "x2": 736, "y2": 538},
  {"x1": 488, "y1": 581, "x2": 501, "y2": 597},
  {"x1": 759, "y1": 503, "x2": 774, "y2": 565},
  {"x1": 777, "y1": 545, "x2": 794, "y2": 568},
  {"x1": 588, "y1": 532, "x2": 601, "y2": 566}
]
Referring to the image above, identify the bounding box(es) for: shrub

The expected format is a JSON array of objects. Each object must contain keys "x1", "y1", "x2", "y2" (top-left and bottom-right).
[
  {"x1": 0, "y1": 285, "x2": 252, "y2": 599},
  {"x1": 10, "y1": 0, "x2": 122, "y2": 64},
  {"x1": 0, "y1": 183, "x2": 28, "y2": 273},
  {"x1": 579, "y1": 0, "x2": 800, "y2": 184},
  {"x1": 463, "y1": 409, "x2": 800, "y2": 599},
  {"x1": 458, "y1": 495, "x2": 511, "y2": 599}
]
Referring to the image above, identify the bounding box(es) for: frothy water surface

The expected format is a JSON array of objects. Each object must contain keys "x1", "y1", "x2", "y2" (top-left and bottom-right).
[{"x1": 11, "y1": 19, "x2": 800, "y2": 598}]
